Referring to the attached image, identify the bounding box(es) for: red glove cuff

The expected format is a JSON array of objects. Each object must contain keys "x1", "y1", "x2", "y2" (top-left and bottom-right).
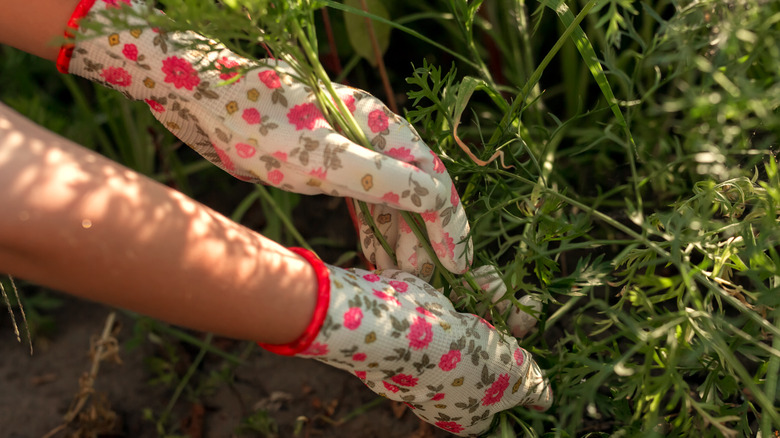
[
  {"x1": 257, "y1": 247, "x2": 331, "y2": 356},
  {"x1": 56, "y1": 0, "x2": 97, "y2": 73}
]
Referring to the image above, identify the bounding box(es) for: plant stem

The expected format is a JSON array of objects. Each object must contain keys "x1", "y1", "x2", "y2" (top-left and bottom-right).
[
  {"x1": 159, "y1": 332, "x2": 213, "y2": 433},
  {"x1": 487, "y1": 0, "x2": 597, "y2": 147},
  {"x1": 761, "y1": 289, "x2": 780, "y2": 436},
  {"x1": 254, "y1": 185, "x2": 311, "y2": 250}
]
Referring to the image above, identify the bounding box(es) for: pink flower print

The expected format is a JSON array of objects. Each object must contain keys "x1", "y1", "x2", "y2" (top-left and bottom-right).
[
  {"x1": 339, "y1": 94, "x2": 356, "y2": 113},
  {"x1": 373, "y1": 290, "x2": 401, "y2": 307},
  {"x1": 145, "y1": 99, "x2": 164, "y2": 113},
  {"x1": 432, "y1": 233, "x2": 455, "y2": 260},
  {"x1": 161, "y1": 56, "x2": 200, "y2": 91},
  {"x1": 309, "y1": 167, "x2": 327, "y2": 179},
  {"x1": 386, "y1": 147, "x2": 415, "y2": 163},
  {"x1": 431, "y1": 393, "x2": 445, "y2": 401},
  {"x1": 481, "y1": 373, "x2": 510, "y2": 406},
  {"x1": 407, "y1": 316, "x2": 433, "y2": 350},
  {"x1": 102, "y1": 0, "x2": 130, "y2": 8},
  {"x1": 404, "y1": 402, "x2": 416, "y2": 410},
  {"x1": 435, "y1": 422, "x2": 464, "y2": 434},
  {"x1": 368, "y1": 109, "x2": 389, "y2": 133},
  {"x1": 352, "y1": 352, "x2": 367, "y2": 361},
  {"x1": 242, "y1": 108, "x2": 261, "y2": 125},
  {"x1": 99, "y1": 67, "x2": 132, "y2": 87},
  {"x1": 416, "y1": 306, "x2": 435, "y2": 318},
  {"x1": 287, "y1": 103, "x2": 329, "y2": 131},
  {"x1": 362, "y1": 273, "x2": 380, "y2": 282},
  {"x1": 383, "y1": 381, "x2": 400, "y2": 393},
  {"x1": 391, "y1": 374, "x2": 418, "y2": 387},
  {"x1": 216, "y1": 56, "x2": 241, "y2": 82},
  {"x1": 213, "y1": 145, "x2": 235, "y2": 172},
  {"x1": 258, "y1": 69, "x2": 281, "y2": 89},
  {"x1": 381, "y1": 192, "x2": 400, "y2": 205},
  {"x1": 388, "y1": 281, "x2": 408, "y2": 293},
  {"x1": 450, "y1": 183, "x2": 460, "y2": 207},
  {"x1": 399, "y1": 217, "x2": 412, "y2": 234},
  {"x1": 343, "y1": 307, "x2": 363, "y2": 330},
  {"x1": 235, "y1": 143, "x2": 256, "y2": 159},
  {"x1": 122, "y1": 43, "x2": 138, "y2": 61},
  {"x1": 272, "y1": 151, "x2": 288, "y2": 162},
  {"x1": 438, "y1": 350, "x2": 461, "y2": 371},
  {"x1": 430, "y1": 150, "x2": 446, "y2": 174},
  {"x1": 514, "y1": 348, "x2": 526, "y2": 367},
  {"x1": 355, "y1": 370, "x2": 367, "y2": 379},
  {"x1": 302, "y1": 342, "x2": 329, "y2": 356},
  {"x1": 267, "y1": 169, "x2": 284, "y2": 185},
  {"x1": 421, "y1": 211, "x2": 438, "y2": 223}
]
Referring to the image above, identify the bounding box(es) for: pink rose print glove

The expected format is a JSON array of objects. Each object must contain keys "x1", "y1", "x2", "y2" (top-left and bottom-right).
[
  {"x1": 57, "y1": 0, "x2": 473, "y2": 279},
  {"x1": 259, "y1": 248, "x2": 553, "y2": 437}
]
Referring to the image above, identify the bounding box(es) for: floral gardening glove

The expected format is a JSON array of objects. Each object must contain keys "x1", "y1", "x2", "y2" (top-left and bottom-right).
[
  {"x1": 259, "y1": 248, "x2": 553, "y2": 437},
  {"x1": 57, "y1": 0, "x2": 473, "y2": 279},
  {"x1": 466, "y1": 266, "x2": 543, "y2": 339}
]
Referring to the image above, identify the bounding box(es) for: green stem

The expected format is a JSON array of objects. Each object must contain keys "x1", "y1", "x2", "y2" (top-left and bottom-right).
[
  {"x1": 761, "y1": 296, "x2": 780, "y2": 436},
  {"x1": 130, "y1": 315, "x2": 244, "y2": 364},
  {"x1": 289, "y1": 19, "x2": 370, "y2": 150},
  {"x1": 490, "y1": 167, "x2": 780, "y2": 341},
  {"x1": 254, "y1": 185, "x2": 311, "y2": 250},
  {"x1": 357, "y1": 202, "x2": 398, "y2": 265},
  {"x1": 159, "y1": 332, "x2": 213, "y2": 433},
  {"x1": 322, "y1": 0, "x2": 481, "y2": 71},
  {"x1": 487, "y1": 0, "x2": 596, "y2": 146}
]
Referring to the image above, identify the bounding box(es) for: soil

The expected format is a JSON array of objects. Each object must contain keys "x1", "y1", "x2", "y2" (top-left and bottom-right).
[
  {"x1": 0, "y1": 296, "x2": 449, "y2": 438},
  {"x1": 0, "y1": 193, "x2": 451, "y2": 438}
]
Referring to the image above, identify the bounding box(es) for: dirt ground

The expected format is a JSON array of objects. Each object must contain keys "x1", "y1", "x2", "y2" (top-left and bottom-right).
[
  {"x1": 0, "y1": 193, "x2": 451, "y2": 438},
  {"x1": 0, "y1": 296, "x2": 451, "y2": 438}
]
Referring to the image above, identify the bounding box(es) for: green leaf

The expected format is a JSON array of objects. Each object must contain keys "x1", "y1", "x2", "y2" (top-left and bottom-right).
[{"x1": 343, "y1": 0, "x2": 391, "y2": 66}]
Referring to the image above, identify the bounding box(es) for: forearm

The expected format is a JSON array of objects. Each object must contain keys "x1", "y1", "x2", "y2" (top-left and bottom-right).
[
  {"x1": 0, "y1": 0, "x2": 80, "y2": 62},
  {"x1": 0, "y1": 102, "x2": 317, "y2": 344}
]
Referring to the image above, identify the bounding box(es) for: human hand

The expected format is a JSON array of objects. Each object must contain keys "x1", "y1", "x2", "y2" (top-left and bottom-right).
[
  {"x1": 57, "y1": 0, "x2": 472, "y2": 278},
  {"x1": 259, "y1": 248, "x2": 553, "y2": 437}
]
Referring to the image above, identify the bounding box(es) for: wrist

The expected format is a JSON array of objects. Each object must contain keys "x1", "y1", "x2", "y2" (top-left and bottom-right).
[
  {"x1": 56, "y1": 0, "x2": 97, "y2": 72},
  {"x1": 257, "y1": 247, "x2": 331, "y2": 356}
]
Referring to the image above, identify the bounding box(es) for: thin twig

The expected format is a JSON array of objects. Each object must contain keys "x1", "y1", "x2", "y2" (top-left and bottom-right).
[
  {"x1": 44, "y1": 312, "x2": 120, "y2": 437},
  {"x1": 63, "y1": 311, "x2": 119, "y2": 423}
]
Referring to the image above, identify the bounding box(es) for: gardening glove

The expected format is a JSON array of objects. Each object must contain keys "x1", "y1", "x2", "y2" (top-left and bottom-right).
[
  {"x1": 259, "y1": 248, "x2": 553, "y2": 437},
  {"x1": 466, "y1": 266, "x2": 543, "y2": 339},
  {"x1": 56, "y1": 0, "x2": 473, "y2": 279}
]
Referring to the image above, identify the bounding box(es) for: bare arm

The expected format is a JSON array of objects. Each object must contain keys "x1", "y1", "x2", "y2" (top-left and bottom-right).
[
  {"x1": 0, "y1": 102, "x2": 317, "y2": 344},
  {"x1": 0, "y1": 0, "x2": 79, "y2": 62}
]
